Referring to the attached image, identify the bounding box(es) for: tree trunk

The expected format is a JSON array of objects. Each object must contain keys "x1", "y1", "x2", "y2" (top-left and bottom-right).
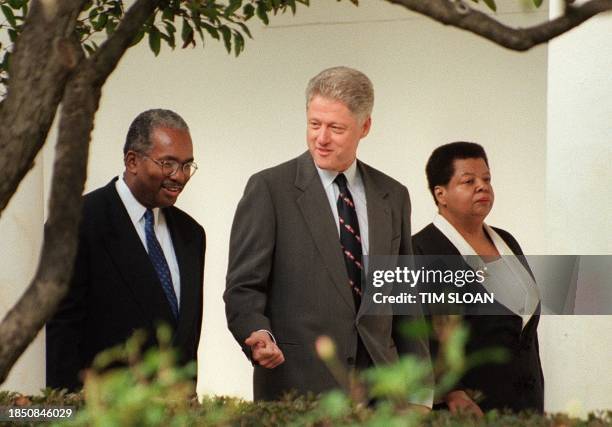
[
  {"x1": 0, "y1": 64, "x2": 97, "y2": 384},
  {"x1": 0, "y1": 0, "x2": 86, "y2": 216},
  {"x1": 0, "y1": 0, "x2": 161, "y2": 386}
]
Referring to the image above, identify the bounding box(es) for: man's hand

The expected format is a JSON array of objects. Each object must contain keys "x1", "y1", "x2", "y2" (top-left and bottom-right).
[
  {"x1": 444, "y1": 390, "x2": 484, "y2": 417},
  {"x1": 245, "y1": 330, "x2": 285, "y2": 369}
]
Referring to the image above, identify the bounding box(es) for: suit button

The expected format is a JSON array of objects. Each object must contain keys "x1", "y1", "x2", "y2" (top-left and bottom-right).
[{"x1": 347, "y1": 357, "x2": 355, "y2": 365}]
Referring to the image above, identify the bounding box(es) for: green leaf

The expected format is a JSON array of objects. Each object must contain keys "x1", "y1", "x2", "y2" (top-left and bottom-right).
[
  {"x1": 193, "y1": 25, "x2": 205, "y2": 45},
  {"x1": 237, "y1": 22, "x2": 252, "y2": 39},
  {"x1": 8, "y1": 0, "x2": 23, "y2": 8},
  {"x1": 165, "y1": 21, "x2": 176, "y2": 34},
  {"x1": 1, "y1": 51, "x2": 11, "y2": 71},
  {"x1": 219, "y1": 25, "x2": 232, "y2": 53},
  {"x1": 256, "y1": 2, "x2": 269, "y2": 25},
  {"x1": 162, "y1": 8, "x2": 175, "y2": 21},
  {"x1": 533, "y1": 0, "x2": 543, "y2": 7},
  {"x1": 84, "y1": 44, "x2": 96, "y2": 56},
  {"x1": 105, "y1": 19, "x2": 118, "y2": 36},
  {"x1": 181, "y1": 19, "x2": 194, "y2": 46},
  {"x1": 93, "y1": 13, "x2": 108, "y2": 31},
  {"x1": 130, "y1": 28, "x2": 146, "y2": 47},
  {"x1": 201, "y1": 22, "x2": 220, "y2": 40},
  {"x1": 287, "y1": 0, "x2": 296, "y2": 14},
  {"x1": 233, "y1": 31, "x2": 245, "y2": 56},
  {"x1": 482, "y1": 0, "x2": 497, "y2": 11},
  {"x1": 110, "y1": 1, "x2": 122, "y2": 17},
  {"x1": 201, "y1": 6, "x2": 219, "y2": 21},
  {"x1": 225, "y1": 0, "x2": 242, "y2": 17},
  {"x1": 160, "y1": 31, "x2": 176, "y2": 49},
  {"x1": 1, "y1": 5, "x2": 17, "y2": 27},
  {"x1": 149, "y1": 26, "x2": 162, "y2": 56},
  {"x1": 7, "y1": 28, "x2": 17, "y2": 43},
  {"x1": 243, "y1": 3, "x2": 255, "y2": 19}
]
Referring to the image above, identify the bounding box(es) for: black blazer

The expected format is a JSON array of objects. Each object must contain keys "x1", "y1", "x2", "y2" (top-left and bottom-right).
[
  {"x1": 46, "y1": 178, "x2": 205, "y2": 391},
  {"x1": 413, "y1": 223, "x2": 544, "y2": 413}
]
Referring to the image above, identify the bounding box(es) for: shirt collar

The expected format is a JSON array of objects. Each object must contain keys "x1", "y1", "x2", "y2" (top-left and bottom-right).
[
  {"x1": 433, "y1": 213, "x2": 477, "y2": 256},
  {"x1": 116, "y1": 176, "x2": 160, "y2": 224},
  {"x1": 432, "y1": 213, "x2": 514, "y2": 256},
  {"x1": 315, "y1": 159, "x2": 359, "y2": 189}
]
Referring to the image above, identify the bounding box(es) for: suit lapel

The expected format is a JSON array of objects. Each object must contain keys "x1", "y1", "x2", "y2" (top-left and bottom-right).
[
  {"x1": 423, "y1": 224, "x2": 522, "y2": 318},
  {"x1": 360, "y1": 162, "x2": 392, "y2": 256},
  {"x1": 295, "y1": 152, "x2": 356, "y2": 314},
  {"x1": 165, "y1": 207, "x2": 200, "y2": 343},
  {"x1": 101, "y1": 180, "x2": 177, "y2": 328},
  {"x1": 357, "y1": 162, "x2": 392, "y2": 318}
]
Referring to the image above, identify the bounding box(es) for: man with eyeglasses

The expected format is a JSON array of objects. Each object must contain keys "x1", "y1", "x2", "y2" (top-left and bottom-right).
[{"x1": 46, "y1": 109, "x2": 205, "y2": 392}]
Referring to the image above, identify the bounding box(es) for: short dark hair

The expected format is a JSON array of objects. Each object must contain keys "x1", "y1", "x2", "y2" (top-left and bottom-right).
[
  {"x1": 425, "y1": 141, "x2": 489, "y2": 204},
  {"x1": 123, "y1": 109, "x2": 189, "y2": 155}
]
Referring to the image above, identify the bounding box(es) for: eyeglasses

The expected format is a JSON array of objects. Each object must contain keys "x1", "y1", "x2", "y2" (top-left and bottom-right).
[{"x1": 141, "y1": 155, "x2": 198, "y2": 178}]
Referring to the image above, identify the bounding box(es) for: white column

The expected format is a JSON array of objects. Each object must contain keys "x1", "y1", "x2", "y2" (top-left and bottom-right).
[
  {"x1": 0, "y1": 155, "x2": 45, "y2": 394},
  {"x1": 540, "y1": 1, "x2": 612, "y2": 415}
]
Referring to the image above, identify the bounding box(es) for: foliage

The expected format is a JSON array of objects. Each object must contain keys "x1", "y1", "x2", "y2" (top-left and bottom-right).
[
  {"x1": 1, "y1": 391, "x2": 610, "y2": 427},
  {"x1": 0, "y1": 0, "x2": 309, "y2": 89},
  {"x1": 3, "y1": 322, "x2": 609, "y2": 426}
]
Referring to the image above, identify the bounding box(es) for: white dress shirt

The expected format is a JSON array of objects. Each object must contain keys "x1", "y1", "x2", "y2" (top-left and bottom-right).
[
  {"x1": 115, "y1": 177, "x2": 181, "y2": 307},
  {"x1": 433, "y1": 214, "x2": 540, "y2": 327},
  {"x1": 316, "y1": 161, "x2": 434, "y2": 408}
]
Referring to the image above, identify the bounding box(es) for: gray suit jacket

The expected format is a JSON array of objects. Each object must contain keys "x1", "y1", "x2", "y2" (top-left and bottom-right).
[{"x1": 224, "y1": 151, "x2": 427, "y2": 400}]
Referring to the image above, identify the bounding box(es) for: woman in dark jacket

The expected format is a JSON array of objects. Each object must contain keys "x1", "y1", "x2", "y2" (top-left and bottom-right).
[{"x1": 412, "y1": 142, "x2": 544, "y2": 414}]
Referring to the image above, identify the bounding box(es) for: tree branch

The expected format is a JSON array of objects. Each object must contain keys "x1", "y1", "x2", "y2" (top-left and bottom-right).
[
  {"x1": 90, "y1": 0, "x2": 161, "y2": 84},
  {"x1": 0, "y1": 0, "x2": 87, "y2": 216},
  {"x1": 0, "y1": 0, "x2": 164, "y2": 385},
  {"x1": 387, "y1": 0, "x2": 612, "y2": 51},
  {"x1": 0, "y1": 58, "x2": 94, "y2": 385}
]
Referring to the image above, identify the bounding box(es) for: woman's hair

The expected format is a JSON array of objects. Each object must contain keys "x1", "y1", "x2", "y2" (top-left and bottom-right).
[{"x1": 425, "y1": 141, "x2": 489, "y2": 204}]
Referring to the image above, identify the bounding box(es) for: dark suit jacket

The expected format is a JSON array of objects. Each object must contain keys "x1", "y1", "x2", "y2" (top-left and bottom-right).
[
  {"x1": 224, "y1": 151, "x2": 429, "y2": 401},
  {"x1": 46, "y1": 178, "x2": 205, "y2": 391},
  {"x1": 412, "y1": 223, "x2": 544, "y2": 413}
]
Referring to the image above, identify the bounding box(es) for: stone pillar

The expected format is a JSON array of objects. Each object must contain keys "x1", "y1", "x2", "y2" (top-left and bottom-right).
[
  {"x1": 539, "y1": 1, "x2": 612, "y2": 415},
  {"x1": 0, "y1": 156, "x2": 45, "y2": 394}
]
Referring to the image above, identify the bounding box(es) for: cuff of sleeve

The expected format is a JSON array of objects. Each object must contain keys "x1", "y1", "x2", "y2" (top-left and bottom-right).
[
  {"x1": 256, "y1": 329, "x2": 276, "y2": 344},
  {"x1": 410, "y1": 387, "x2": 434, "y2": 408}
]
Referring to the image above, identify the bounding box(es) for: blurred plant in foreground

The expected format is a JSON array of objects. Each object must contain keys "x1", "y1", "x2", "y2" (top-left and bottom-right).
[{"x1": 58, "y1": 325, "x2": 197, "y2": 427}]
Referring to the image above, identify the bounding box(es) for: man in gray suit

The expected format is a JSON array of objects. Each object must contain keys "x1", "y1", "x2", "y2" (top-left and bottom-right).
[{"x1": 224, "y1": 67, "x2": 430, "y2": 404}]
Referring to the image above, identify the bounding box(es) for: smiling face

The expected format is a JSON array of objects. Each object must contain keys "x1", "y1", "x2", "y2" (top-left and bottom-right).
[
  {"x1": 124, "y1": 126, "x2": 194, "y2": 208},
  {"x1": 435, "y1": 157, "x2": 494, "y2": 224},
  {"x1": 306, "y1": 95, "x2": 371, "y2": 172}
]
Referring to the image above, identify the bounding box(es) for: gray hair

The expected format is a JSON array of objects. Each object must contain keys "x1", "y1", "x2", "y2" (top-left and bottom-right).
[
  {"x1": 305, "y1": 66, "x2": 374, "y2": 122},
  {"x1": 123, "y1": 109, "x2": 189, "y2": 154}
]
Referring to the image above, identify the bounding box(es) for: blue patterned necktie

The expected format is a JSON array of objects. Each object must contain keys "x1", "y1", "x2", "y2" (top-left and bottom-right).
[
  {"x1": 144, "y1": 209, "x2": 179, "y2": 319},
  {"x1": 334, "y1": 173, "x2": 363, "y2": 307}
]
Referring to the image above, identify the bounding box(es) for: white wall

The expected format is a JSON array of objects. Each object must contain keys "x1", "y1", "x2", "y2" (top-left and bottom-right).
[
  {"x1": 1, "y1": 0, "x2": 609, "y2": 415},
  {"x1": 87, "y1": 3, "x2": 546, "y2": 397},
  {"x1": 81, "y1": 0, "x2": 549, "y2": 402}
]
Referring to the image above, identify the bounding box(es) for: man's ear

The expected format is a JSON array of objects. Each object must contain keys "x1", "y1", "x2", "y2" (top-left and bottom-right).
[
  {"x1": 434, "y1": 185, "x2": 447, "y2": 206},
  {"x1": 360, "y1": 116, "x2": 372, "y2": 138},
  {"x1": 124, "y1": 151, "x2": 138, "y2": 174}
]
